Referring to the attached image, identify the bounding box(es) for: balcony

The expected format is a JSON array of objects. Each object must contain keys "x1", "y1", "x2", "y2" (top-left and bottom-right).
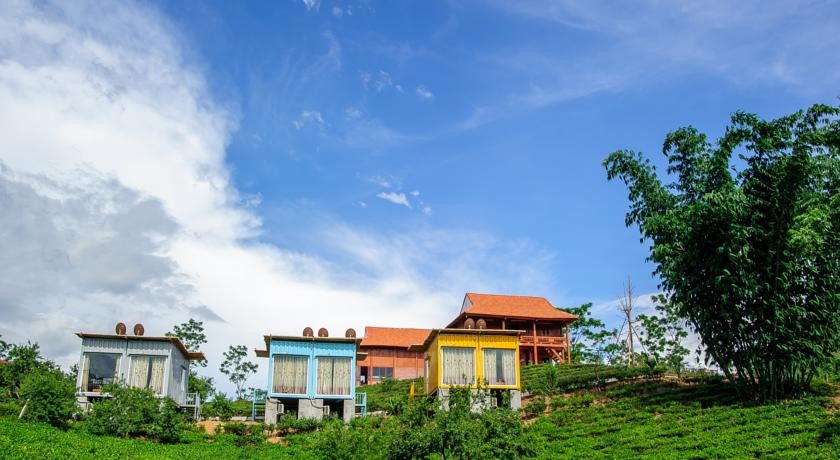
[{"x1": 520, "y1": 335, "x2": 567, "y2": 347}]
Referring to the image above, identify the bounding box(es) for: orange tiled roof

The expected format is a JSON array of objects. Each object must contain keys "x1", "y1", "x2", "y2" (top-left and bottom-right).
[
  {"x1": 360, "y1": 326, "x2": 433, "y2": 348},
  {"x1": 460, "y1": 293, "x2": 577, "y2": 321},
  {"x1": 0, "y1": 359, "x2": 8, "y2": 366}
]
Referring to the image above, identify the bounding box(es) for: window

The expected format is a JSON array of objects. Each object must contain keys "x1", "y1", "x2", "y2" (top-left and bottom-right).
[
  {"x1": 483, "y1": 348, "x2": 516, "y2": 386},
  {"x1": 316, "y1": 357, "x2": 352, "y2": 395},
  {"x1": 129, "y1": 355, "x2": 167, "y2": 394},
  {"x1": 372, "y1": 367, "x2": 393, "y2": 380},
  {"x1": 82, "y1": 353, "x2": 121, "y2": 392},
  {"x1": 272, "y1": 355, "x2": 308, "y2": 394},
  {"x1": 441, "y1": 347, "x2": 475, "y2": 386}
]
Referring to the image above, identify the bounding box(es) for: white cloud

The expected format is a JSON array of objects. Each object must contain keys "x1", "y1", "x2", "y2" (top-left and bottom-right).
[
  {"x1": 345, "y1": 106, "x2": 363, "y2": 120},
  {"x1": 365, "y1": 175, "x2": 394, "y2": 188},
  {"x1": 376, "y1": 191, "x2": 411, "y2": 208},
  {"x1": 292, "y1": 110, "x2": 327, "y2": 131},
  {"x1": 331, "y1": 6, "x2": 343, "y2": 16},
  {"x1": 410, "y1": 190, "x2": 420, "y2": 197},
  {"x1": 302, "y1": 0, "x2": 320, "y2": 12},
  {"x1": 422, "y1": 205, "x2": 432, "y2": 216},
  {"x1": 374, "y1": 70, "x2": 394, "y2": 92},
  {"x1": 415, "y1": 85, "x2": 434, "y2": 100},
  {"x1": 0, "y1": 0, "x2": 561, "y2": 396}
]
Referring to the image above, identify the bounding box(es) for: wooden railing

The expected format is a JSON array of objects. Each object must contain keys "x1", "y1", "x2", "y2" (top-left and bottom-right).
[{"x1": 520, "y1": 335, "x2": 567, "y2": 347}]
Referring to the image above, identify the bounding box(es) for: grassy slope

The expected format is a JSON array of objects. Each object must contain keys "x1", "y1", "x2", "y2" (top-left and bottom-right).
[{"x1": 2, "y1": 367, "x2": 837, "y2": 459}]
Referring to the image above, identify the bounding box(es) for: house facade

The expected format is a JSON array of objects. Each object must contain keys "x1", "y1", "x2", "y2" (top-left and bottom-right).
[
  {"x1": 75, "y1": 328, "x2": 205, "y2": 411},
  {"x1": 356, "y1": 326, "x2": 431, "y2": 385},
  {"x1": 411, "y1": 328, "x2": 522, "y2": 410},
  {"x1": 255, "y1": 329, "x2": 361, "y2": 423},
  {"x1": 447, "y1": 293, "x2": 577, "y2": 365}
]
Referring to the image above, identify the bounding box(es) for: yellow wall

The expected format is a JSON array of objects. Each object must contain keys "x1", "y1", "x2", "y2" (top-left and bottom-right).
[{"x1": 424, "y1": 332, "x2": 520, "y2": 394}]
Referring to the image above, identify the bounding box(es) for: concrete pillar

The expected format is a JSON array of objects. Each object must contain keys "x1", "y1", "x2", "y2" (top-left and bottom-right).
[
  {"x1": 436, "y1": 388, "x2": 450, "y2": 411},
  {"x1": 342, "y1": 399, "x2": 355, "y2": 423},
  {"x1": 298, "y1": 398, "x2": 325, "y2": 421},
  {"x1": 264, "y1": 397, "x2": 281, "y2": 425},
  {"x1": 510, "y1": 390, "x2": 522, "y2": 410}
]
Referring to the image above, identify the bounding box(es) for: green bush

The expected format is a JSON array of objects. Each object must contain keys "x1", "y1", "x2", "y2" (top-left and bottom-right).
[
  {"x1": 203, "y1": 393, "x2": 234, "y2": 420},
  {"x1": 0, "y1": 400, "x2": 20, "y2": 417},
  {"x1": 218, "y1": 421, "x2": 265, "y2": 446},
  {"x1": 85, "y1": 384, "x2": 186, "y2": 443},
  {"x1": 18, "y1": 369, "x2": 77, "y2": 429},
  {"x1": 522, "y1": 363, "x2": 661, "y2": 395},
  {"x1": 230, "y1": 398, "x2": 252, "y2": 417},
  {"x1": 524, "y1": 398, "x2": 547, "y2": 417}
]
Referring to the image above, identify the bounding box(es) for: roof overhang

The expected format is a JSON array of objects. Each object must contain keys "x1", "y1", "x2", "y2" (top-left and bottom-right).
[{"x1": 445, "y1": 312, "x2": 577, "y2": 328}]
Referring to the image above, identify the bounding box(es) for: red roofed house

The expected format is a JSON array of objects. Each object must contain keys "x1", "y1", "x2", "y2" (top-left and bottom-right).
[
  {"x1": 357, "y1": 327, "x2": 431, "y2": 385},
  {"x1": 447, "y1": 293, "x2": 577, "y2": 365}
]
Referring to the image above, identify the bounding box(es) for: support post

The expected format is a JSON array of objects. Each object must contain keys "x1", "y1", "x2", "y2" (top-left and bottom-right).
[
  {"x1": 565, "y1": 324, "x2": 571, "y2": 364},
  {"x1": 532, "y1": 321, "x2": 538, "y2": 365}
]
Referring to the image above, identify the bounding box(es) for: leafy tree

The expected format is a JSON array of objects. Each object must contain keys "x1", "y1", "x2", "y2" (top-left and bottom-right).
[
  {"x1": 219, "y1": 345, "x2": 257, "y2": 400},
  {"x1": 604, "y1": 104, "x2": 840, "y2": 400},
  {"x1": 0, "y1": 334, "x2": 8, "y2": 359},
  {"x1": 86, "y1": 384, "x2": 186, "y2": 443},
  {"x1": 188, "y1": 372, "x2": 215, "y2": 402},
  {"x1": 167, "y1": 318, "x2": 207, "y2": 367},
  {"x1": 0, "y1": 342, "x2": 58, "y2": 400},
  {"x1": 19, "y1": 369, "x2": 77, "y2": 429},
  {"x1": 636, "y1": 294, "x2": 690, "y2": 374},
  {"x1": 565, "y1": 302, "x2": 607, "y2": 363}
]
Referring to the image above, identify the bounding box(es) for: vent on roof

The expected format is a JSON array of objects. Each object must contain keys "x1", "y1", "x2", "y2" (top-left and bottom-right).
[
  {"x1": 318, "y1": 328, "x2": 329, "y2": 338},
  {"x1": 464, "y1": 318, "x2": 475, "y2": 329},
  {"x1": 115, "y1": 322, "x2": 127, "y2": 335},
  {"x1": 345, "y1": 328, "x2": 356, "y2": 338},
  {"x1": 303, "y1": 327, "x2": 314, "y2": 337},
  {"x1": 133, "y1": 323, "x2": 145, "y2": 336}
]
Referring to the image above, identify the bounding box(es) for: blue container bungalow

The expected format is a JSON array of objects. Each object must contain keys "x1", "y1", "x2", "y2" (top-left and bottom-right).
[{"x1": 255, "y1": 329, "x2": 362, "y2": 422}]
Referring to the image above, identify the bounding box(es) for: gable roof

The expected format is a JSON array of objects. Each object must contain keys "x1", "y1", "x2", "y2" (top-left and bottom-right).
[
  {"x1": 447, "y1": 293, "x2": 577, "y2": 326},
  {"x1": 75, "y1": 333, "x2": 206, "y2": 361},
  {"x1": 360, "y1": 326, "x2": 433, "y2": 348}
]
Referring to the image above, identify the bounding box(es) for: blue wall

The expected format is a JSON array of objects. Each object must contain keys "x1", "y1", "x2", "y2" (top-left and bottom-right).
[{"x1": 266, "y1": 339, "x2": 356, "y2": 399}]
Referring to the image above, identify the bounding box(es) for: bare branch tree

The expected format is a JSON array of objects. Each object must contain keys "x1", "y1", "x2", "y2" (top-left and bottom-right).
[{"x1": 617, "y1": 277, "x2": 639, "y2": 365}]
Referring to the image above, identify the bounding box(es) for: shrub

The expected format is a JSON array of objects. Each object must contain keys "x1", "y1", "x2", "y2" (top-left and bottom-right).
[
  {"x1": 524, "y1": 398, "x2": 547, "y2": 417},
  {"x1": 0, "y1": 400, "x2": 20, "y2": 417},
  {"x1": 202, "y1": 393, "x2": 234, "y2": 421},
  {"x1": 85, "y1": 384, "x2": 186, "y2": 443},
  {"x1": 18, "y1": 369, "x2": 77, "y2": 429}
]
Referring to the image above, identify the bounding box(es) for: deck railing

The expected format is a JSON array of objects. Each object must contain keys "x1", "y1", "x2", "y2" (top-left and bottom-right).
[{"x1": 520, "y1": 335, "x2": 567, "y2": 347}]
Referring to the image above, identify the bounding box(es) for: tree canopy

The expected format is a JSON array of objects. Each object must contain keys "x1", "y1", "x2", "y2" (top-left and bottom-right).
[{"x1": 604, "y1": 104, "x2": 840, "y2": 400}]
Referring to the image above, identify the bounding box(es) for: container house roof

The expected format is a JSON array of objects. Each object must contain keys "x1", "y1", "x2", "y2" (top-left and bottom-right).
[
  {"x1": 408, "y1": 328, "x2": 521, "y2": 351},
  {"x1": 75, "y1": 332, "x2": 206, "y2": 361},
  {"x1": 446, "y1": 293, "x2": 577, "y2": 327},
  {"x1": 360, "y1": 327, "x2": 432, "y2": 348},
  {"x1": 254, "y1": 334, "x2": 361, "y2": 358}
]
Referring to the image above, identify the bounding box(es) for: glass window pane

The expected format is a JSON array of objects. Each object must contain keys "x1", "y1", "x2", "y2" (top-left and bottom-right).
[
  {"x1": 441, "y1": 347, "x2": 475, "y2": 386},
  {"x1": 483, "y1": 348, "x2": 516, "y2": 385},
  {"x1": 84, "y1": 353, "x2": 121, "y2": 392},
  {"x1": 272, "y1": 355, "x2": 308, "y2": 394},
  {"x1": 129, "y1": 355, "x2": 167, "y2": 395},
  {"x1": 317, "y1": 357, "x2": 352, "y2": 395}
]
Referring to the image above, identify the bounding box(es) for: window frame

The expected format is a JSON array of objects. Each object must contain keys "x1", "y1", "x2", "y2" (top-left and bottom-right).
[
  {"x1": 482, "y1": 348, "x2": 517, "y2": 387},
  {"x1": 371, "y1": 366, "x2": 394, "y2": 380},
  {"x1": 271, "y1": 354, "x2": 309, "y2": 396},
  {"x1": 315, "y1": 356, "x2": 353, "y2": 397},
  {"x1": 82, "y1": 352, "x2": 122, "y2": 393},
  {"x1": 128, "y1": 354, "x2": 168, "y2": 395}
]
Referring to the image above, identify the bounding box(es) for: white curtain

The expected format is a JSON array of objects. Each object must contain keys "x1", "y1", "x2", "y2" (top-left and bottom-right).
[
  {"x1": 149, "y1": 356, "x2": 166, "y2": 394},
  {"x1": 317, "y1": 357, "x2": 351, "y2": 395},
  {"x1": 441, "y1": 347, "x2": 475, "y2": 386},
  {"x1": 273, "y1": 355, "x2": 308, "y2": 394},
  {"x1": 129, "y1": 356, "x2": 149, "y2": 389},
  {"x1": 129, "y1": 355, "x2": 166, "y2": 394},
  {"x1": 81, "y1": 354, "x2": 91, "y2": 391},
  {"x1": 483, "y1": 349, "x2": 516, "y2": 385}
]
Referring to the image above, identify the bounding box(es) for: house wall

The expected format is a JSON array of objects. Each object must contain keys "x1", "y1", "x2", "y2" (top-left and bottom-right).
[
  {"x1": 76, "y1": 338, "x2": 189, "y2": 406},
  {"x1": 267, "y1": 339, "x2": 357, "y2": 400},
  {"x1": 424, "y1": 333, "x2": 520, "y2": 395},
  {"x1": 357, "y1": 347, "x2": 424, "y2": 382}
]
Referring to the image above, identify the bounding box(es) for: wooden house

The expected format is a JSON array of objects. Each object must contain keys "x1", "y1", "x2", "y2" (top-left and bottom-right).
[
  {"x1": 447, "y1": 293, "x2": 577, "y2": 365},
  {"x1": 75, "y1": 325, "x2": 205, "y2": 413},
  {"x1": 255, "y1": 328, "x2": 362, "y2": 423},
  {"x1": 410, "y1": 328, "x2": 522, "y2": 410},
  {"x1": 356, "y1": 326, "x2": 431, "y2": 385}
]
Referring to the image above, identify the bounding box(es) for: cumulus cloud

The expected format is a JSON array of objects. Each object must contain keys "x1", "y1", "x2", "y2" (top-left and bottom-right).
[
  {"x1": 415, "y1": 85, "x2": 434, "y2": 100},
  {"x1": 376, "y1": 191, "x2": 411, "y2": 208},
  {"x1": 292, "y1": 110, "x2": 327, "y2": 131},
  {"x1": 0, "y1": 0, "x2": 560, "y2": 394},
  {"x1": 302, "y1": 0, "x2": 320, "y2": 12}
]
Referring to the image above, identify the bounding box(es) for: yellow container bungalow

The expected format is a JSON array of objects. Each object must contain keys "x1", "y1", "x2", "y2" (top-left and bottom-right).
[{"x1": 410, "y1": 328, "x2": 522, "y2": 409}]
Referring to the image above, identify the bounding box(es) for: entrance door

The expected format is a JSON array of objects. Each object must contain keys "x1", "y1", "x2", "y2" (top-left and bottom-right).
[{"x1": 360, "y1": 366, "x2": 369, "y2": 385}]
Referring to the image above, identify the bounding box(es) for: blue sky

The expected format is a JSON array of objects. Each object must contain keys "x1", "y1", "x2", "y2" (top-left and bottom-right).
[{"x1": 1, "y1": 0, "x2": 837, "y2": 393}]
